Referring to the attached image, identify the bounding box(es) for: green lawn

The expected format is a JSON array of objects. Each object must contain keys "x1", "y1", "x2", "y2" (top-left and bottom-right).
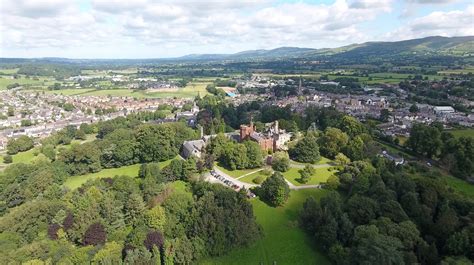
[
  {"x1": 239, "y1": 170, "x2": 270, "y2": 184},
  {"x1": 448, "y1": 129, "x2": 474, "y2": 139},
  {"x1": 290, "y1": 156, "x2": 332, "y2": 166},
  {"x1": 283, "y1": 166, "x2": 335, "y2": 186},
  {"x1": 444, "y1": 175, "x2": 474, "y2": 199},
  {"x1": 215, "y1": 163, "x2": 263, "y2": 178},
  {"x1": 0, "y1": 148, "x2": 40, "y2": 169},
  {"x1": 201, "y1": 189, "x2": 330, "y2": 265},
  {"x1": 64, "y1": 158, "x2": 174, "y2": 190}
]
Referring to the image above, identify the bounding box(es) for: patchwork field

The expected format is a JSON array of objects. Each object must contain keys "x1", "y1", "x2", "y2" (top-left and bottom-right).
[
  {"x1": 0, "y1": 75, "x2": 55, "y2": 90},
  {"x1": 37, "y1": 81, "x2": 210, "y2": 98},
  {"x1": 201, "y1": 188, "x2": 330, "y2": 265}
]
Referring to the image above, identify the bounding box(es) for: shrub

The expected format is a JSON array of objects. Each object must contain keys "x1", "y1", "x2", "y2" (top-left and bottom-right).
[
  {"x1": 3, "y1": 154, "x2": 12, "y2": 164},
  {"x1": 253, "y1": 175, "x2": 265, "y2": 184}
]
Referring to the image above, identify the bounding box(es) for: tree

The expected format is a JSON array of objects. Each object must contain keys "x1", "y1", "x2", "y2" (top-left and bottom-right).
[
  {"x1": 258, "y1": 172, "x2": 290, "y2": 206},
  {"x1": 380, "y1": 109, "x2": 390, "y2": 122},
  {"x1": 271, "y1": 151, "x2": 290, "y2": 172},
  {"x1": 351, "y1": 225, "x2": 404, "y2": 265},
  {"x1": 289, "y1": 135, "x2": 321, "y2": 163},
  {"x1": 146, "y1": 206, "x2": 166, "y2": 230},
  {"x1": 125, "y1": 193, "x2": 146, "y2": 226},
  {"x1": 83, "y1": 223, "x2": 106, "y2": 246},
  {"x1": 406, "y1": 123, "x2": 442, "y2": 158},
  {"x1": 409, "y1": 104, "x2": 419, "y2": 113},
  {"x1": 298, "y1": 165, "x2": 315, "y2": 184},
  {"x1": 318, "y1": 127, "x2": 349, "y2": 158},
  {"x1": 244, "y1": 140, "x2": 264, "y2": 168},
  {"x1": 41, "y1": 144, "x2": 56, "y2": 161},
  {"x1": 144, "y1": 230, "x2": 165, "y2": 251},
  {"x1": 7, "y1": 135, "x2": 34, "y2": 155},
  {"x1": 335, "y1": 153, "x2": 350, "y2": 166}
]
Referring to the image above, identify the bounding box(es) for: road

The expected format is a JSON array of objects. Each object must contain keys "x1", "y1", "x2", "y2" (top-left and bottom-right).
[
  {"x1": 208, "y1": 166, "x2": 322, "y2": 190},
  {"x1": 289, "y1": 163, "x2": 332, "y2": 169}
]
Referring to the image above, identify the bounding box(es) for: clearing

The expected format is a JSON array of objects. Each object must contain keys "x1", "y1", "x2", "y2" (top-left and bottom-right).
[{"x1": 201, "y1": 188, "x2": 331, "y2": 265}]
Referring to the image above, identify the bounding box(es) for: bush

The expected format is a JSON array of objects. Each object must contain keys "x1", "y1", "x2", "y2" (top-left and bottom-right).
[
  {"x1": 253, "y1": 175, "x2": 265, "y2": 184},
  {"x1": 3, "y1": 154, "x2": 12, "y2": 164},
  {"x1": 271, "y1": 152, "x2": 290, "y2": 172}
]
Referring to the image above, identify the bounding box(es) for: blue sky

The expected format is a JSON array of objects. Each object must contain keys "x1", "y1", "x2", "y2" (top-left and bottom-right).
[{"x1": 1, "y1": 0, "x2": 473, "y2": 58}]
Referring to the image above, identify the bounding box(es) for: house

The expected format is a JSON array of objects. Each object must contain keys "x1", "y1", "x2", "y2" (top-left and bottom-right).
[
  {"x1": 434, "y1": 106, "x2": 455, "y2": 115},
  {"x1": 240, "y1": 121, "x2": 292, "y2": 151},
  {"x1": 181, "y1": 139, "x2": 206, "y2": 159}
]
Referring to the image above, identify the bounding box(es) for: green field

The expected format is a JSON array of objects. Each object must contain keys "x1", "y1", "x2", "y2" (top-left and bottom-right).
[
  {"x1": 64, "y1": 158, "x2": 174, "y2": 190},
  {"x1": 0, "y1": 148, "x2": 40, "y2": 169},
  {"x1": 290, "y1": 156, "x2": 332, "y2": 166},
  {"x1": 201, "y1": 188, "x2": 330, "y2": 265},
  {"x1": 448, "y1": 129, "x2": 474, "y2": 139},
  {"x1": 215, "y1": 163, "x2": 263, "y2": 178},
  {"x1": 38, "y1": 81, "x2": 210, "y2": 98},
  {"x1": 444, "y1": 175, "x2": 474, "y2": 199},
  {"x1": 0, "y1": 68, "x2": 19, "y2": 74},
  {"x1": 239, "y1": 170, "x2": 270, "y2": 184},
  {"x1": 283, "y1": 166, "x2": 335, "y2": 186},
  {"x1": 0, "y1": 75, "x2": 55, "y2": 90}
]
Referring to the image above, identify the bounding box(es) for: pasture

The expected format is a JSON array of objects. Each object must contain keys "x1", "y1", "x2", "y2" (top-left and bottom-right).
[{"x1": 201, "y1": 188, "x2": 330, "y2": 265}]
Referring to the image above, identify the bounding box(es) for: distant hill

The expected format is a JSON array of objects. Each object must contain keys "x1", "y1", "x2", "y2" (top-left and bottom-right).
[{"x1": 1, "y1": 36, "x2": 473, "y2": 65}]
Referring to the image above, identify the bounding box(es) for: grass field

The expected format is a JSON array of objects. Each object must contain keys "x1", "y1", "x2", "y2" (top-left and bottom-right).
[
  {"x1": 0, "y1": 75, "x2": 55, "y2": 90},
  {"x1": 444, "y1": 175, "x2": 474, "y2": 199},
  {"x1": 239, "y1": 170, "x2": 270, "y2": 184},
  {"x1": 290, "y1": 156, "x2": 332, "y2": 166},
  {"x1": 215, "y1": 163, "x2": 263, "y2": 178},
  {"x1": 0, "y1": 68, "x2": 19, "y2": 74},
  {"x1": 64, "y1": 158, "x2": 174, "y2": 190},
  {"x1": 283, "y1": 166, "x2": 335, "y2": 186},
  {"x1": 201, "y1": 188, "x2": 330, "y2": 265},
  {"x1": 448, "y1": 129, "x2": 474, "y2": 139},
  {"x1": 38, "y1": 81, "x2": 210, "y2": 98},
  {"x1": 0, "y1": 148, "x2": 40, "y2": 169}
]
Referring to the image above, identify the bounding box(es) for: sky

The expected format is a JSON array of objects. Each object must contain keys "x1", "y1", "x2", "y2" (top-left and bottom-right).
[{"x1": 1, "y1": 0, "x2": 473, "y2": 58}]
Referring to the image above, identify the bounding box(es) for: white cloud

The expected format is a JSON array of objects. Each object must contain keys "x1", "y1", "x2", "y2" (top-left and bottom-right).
[
  {"x1": 387, "y1": 5, "x2": 474, "y2": 40},
  {"x1": 1, "y1": 0, "x2": 470, "y2": 58}
]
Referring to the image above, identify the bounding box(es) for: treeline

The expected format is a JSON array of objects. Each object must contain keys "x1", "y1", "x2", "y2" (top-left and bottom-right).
[
  {"x1": 301, "y1": 158, "x2": 474, "y2": 265},
  {"x1": 17, "y1": 64, "x2": 81, "y2": 79},
  {"x1": 0, "y1": 168, "x2": 261, "y2": 263},
  {"x1": 0, "y1": 113, "x2": 262, "y2": 264},
  {"x1": 407, "y1": 123, "x2": 473, "y2": 180}
]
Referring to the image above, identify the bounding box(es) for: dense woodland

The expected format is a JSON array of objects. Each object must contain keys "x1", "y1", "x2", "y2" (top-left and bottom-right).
[{"x1": 0, "y1": 94, "x2": 473, "y2": 264}]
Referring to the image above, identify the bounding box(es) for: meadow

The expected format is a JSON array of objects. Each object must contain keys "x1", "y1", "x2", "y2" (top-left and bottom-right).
[
  {"x1": 448, "y1": 128, "x2": 474, "y2": 139},
  {"x1": 201, "y1": 188, "x2": 330, "y2": 265},
  {"x1": 64, "y1": 158, "x2": 174, "y2": 190},
  {"x1": 38, "y1": 81, "x2": 210, "y2": 98},
  {"x1": 0, "y1": 75, "x2": 55, "y2": 90}
]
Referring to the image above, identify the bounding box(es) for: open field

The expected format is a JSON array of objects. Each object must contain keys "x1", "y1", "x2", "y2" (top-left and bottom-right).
[
  {"x1": 215, "y1": 163, "x2": 263, "y2": 178},
  {"x1": 0, "y1": 75, "x2": 55, "y2": 90},
  {"x1": 0, "y1": 68, "x2": 19, "y2": 74},
  {"x1": 444, "y1": 175, "x2": 474, "y2": 199},
  {"x1": 290, "y1": 156, "x2": 332, "y2": 166},
  {"x1": 201, "y1": 188, "x2": 330, "y2": 265},
  {"x1": 64, "y1": 158, "x2": 174, "y2": 190},
  {"x1": 34, "y1": 81, "x2": 210, "y2": 98},
  {"x1": 283, "y1": 166, "x2": 335, "y2": 186},
  {"x1": 239, "y1": 170, "x2": 270, "y2": 184},
  {"x1": 448, "y1": 129, "x2": 474, "y2": 139}
]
